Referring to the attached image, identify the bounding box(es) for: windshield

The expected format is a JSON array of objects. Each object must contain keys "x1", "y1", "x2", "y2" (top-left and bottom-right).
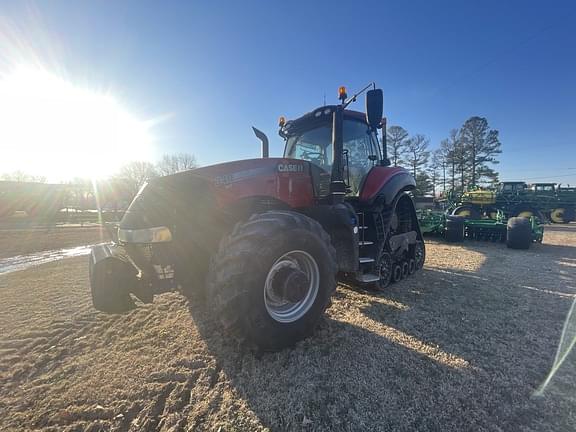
[
  {"x1": 284, "y1": 125, "x2": 333, "y2": 172},
  {"x1": 284, "y1": 119, "x2": 380, "y2": 167}
]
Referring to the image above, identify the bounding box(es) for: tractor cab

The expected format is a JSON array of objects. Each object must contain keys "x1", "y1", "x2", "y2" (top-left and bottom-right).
[
  {"x1": 498, "y1": 182, "x2": 527, "y2": 194},
  {"x1": 276, "y1": 84, "x2": 406, "y2": 207},
  {"x1": 281, "y1": 107, "x2": 381, "y2": 197},
  {"x1": 530, "y1": 183, "x2": 556, "y2": 193}
]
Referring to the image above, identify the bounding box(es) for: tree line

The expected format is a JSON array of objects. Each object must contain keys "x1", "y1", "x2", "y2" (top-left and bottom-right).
[
  {"x1": 1, "y1": 152, "x2": 198, "y2": 194},
  {"x1": 386, "y1": 116, "x2": 502, "y2": 196}
]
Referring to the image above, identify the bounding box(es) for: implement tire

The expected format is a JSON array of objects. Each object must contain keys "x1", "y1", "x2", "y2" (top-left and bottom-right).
[
  {"x1": 445, "y1": 215, "x2": 465, "y2": 243},
  {"x1": 207, "y1": 211, "x2": 337, "y2": 352},
  {"x1": 506, "y1": 217, "x2": 532, "y2": 250},
  {"x1": 89, "y1": 257, "x2": 136, "y2": 313}
]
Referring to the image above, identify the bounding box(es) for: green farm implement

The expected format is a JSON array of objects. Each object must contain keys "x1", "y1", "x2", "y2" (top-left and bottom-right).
[
  {"x1": 418, "y1": 186, "x2": 545, "y2": 249},
  {"x1": 418, "y1": 208, "x2": 543, "y2": 249}
]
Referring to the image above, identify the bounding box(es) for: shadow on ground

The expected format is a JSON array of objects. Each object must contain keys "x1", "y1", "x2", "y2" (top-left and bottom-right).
[{"x1": 187, "y1": 234, "x2": 576, "y2": 431}]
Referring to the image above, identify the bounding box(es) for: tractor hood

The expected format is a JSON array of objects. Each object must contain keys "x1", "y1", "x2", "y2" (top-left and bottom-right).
[{"x1": 119, "y1": 158, "x2": 317, "y2": 232}]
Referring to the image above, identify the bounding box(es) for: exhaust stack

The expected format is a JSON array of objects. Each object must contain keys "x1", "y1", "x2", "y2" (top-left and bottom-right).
[{"x1": 252, "y1": 127, "x2": 269, "y2": 158}]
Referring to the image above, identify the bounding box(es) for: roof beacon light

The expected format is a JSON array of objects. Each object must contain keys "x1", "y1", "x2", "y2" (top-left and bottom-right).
[
  {"x1": 338, "y1": 86, "x2": 347, "y2": 102},
  {"x1": 278, "y1": 116, "x2": 286, "y2": 127}
]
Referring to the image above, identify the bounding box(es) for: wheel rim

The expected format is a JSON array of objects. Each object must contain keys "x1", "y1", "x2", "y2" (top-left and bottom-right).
[
  {"x1": 551, "y1": 208, "x2": 565, "y2": 223},
  {"x1": 264, "y1": 250, "x2": 320, "y2": 323},
  {"x1": 456, "y1": 209, "x2": 471, "y2": 217},
  {"x1": 378, "y1": 252, "x2": 392, "y2": 285}
]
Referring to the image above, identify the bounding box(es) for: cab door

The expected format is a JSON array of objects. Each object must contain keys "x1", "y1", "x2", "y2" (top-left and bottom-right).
[{"x1": 342, "y1": 120, "x2": 380, "y2": 195}]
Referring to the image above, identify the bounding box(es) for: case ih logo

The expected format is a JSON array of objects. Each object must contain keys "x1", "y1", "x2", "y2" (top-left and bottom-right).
[{"x1": 277, "y1": 163, "x2": 304, "y2": 173}]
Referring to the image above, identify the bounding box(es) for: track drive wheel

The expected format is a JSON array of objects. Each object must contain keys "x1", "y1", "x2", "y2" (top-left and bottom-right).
[
  {"x1": 414, "y1": 240, "x2": 425, "y2": 270},
  {"x1": 207, "y1": 211, "x2": 337, "y2": 352},
  {"x1": 375, "y1": 250, "x2": 393, "y2": 290}
]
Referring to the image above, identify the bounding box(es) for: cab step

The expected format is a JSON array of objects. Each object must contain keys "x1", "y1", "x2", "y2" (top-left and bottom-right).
[
  {"x1": 356, "y1": 273, "x2": 380, "y2": 283},
  {"x1": 358, "y1": 241, "x2": 374, "y2": 246},
  {"x1": 359, "y1": 257, "x2": 375, "y2": 264}
]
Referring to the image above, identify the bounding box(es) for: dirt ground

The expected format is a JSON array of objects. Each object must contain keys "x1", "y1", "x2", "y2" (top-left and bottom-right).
[
  {"x1": 0, "y1": 225, "x2": 575, "y2": 431},
  {"x1": 0, "y1": 227, "x2": 108, "y2": 259}
]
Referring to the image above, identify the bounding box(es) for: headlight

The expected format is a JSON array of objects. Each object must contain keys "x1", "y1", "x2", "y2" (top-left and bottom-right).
[{"x1": 118, "y1": 226, "x2": 172, "y2": 243}]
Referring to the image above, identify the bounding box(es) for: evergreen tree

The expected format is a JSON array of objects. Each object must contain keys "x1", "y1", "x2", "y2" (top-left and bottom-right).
[{"x1": 459, "y1": 116, "x2": 502, "y2": 187}]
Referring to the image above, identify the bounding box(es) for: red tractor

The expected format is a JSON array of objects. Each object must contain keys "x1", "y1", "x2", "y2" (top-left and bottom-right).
[{"x1": 89, "y1": 84, "x2": 425, "y2": 351}]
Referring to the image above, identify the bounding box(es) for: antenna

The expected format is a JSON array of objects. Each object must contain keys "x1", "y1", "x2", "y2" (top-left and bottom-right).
[{"x1": 323, "y1": 93, "x2": 326, "y2": 106}]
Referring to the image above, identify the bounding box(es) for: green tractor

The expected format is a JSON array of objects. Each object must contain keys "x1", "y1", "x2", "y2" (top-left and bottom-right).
[{"x1": 494, "y1": 182, "x2": 575, "y2": 223}]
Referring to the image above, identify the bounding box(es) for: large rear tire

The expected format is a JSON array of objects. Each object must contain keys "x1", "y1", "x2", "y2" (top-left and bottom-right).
[
  {"x1": 512, "y1": 204, "x2": 545, "y2": 223},
  {"x1": 506, "y1": 217, "x2": 532, "y2": 250},
  {"x1": 550, "y1": 208, "x2": 574, "y2": 223},
  {"x1": 207, "y1": 211, "x2": 337, "y2": 352},
  {"x1": 452, "y1": 205, "x2": 480, "y2": 220}
]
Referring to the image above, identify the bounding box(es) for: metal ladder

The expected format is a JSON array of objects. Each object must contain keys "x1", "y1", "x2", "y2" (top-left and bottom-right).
[{"x1": 356, "y1": 211, "x2": 379, "y2": 283}]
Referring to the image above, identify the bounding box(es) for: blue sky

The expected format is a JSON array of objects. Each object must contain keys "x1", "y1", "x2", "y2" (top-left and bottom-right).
[{"x1": 2, "y1": 0, "x2": 576, "y2": 184}]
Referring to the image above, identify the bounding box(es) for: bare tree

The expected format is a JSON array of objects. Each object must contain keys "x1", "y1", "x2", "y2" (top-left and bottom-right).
[
  {"x1": 1, "y1": 171, "x2": 47, "y2": 183},
  {"x1": 404, "y1": 134, "x2": 430, "y2": 179},
  {"x1": 429, "y1": 149, "x2": 445, "y2": 197},
  {"x1": 116, "y1": 161, "x2": 158, "y2": 196},
  {"x1": 156, "y1": 153, "x2": 198, "y2": 176},
  {"x1": 440, "y1": 129, "x2": 462, "y2": 192},
  {"x1": 386, "y1": 126, "x2": 409, "y2": 166}
]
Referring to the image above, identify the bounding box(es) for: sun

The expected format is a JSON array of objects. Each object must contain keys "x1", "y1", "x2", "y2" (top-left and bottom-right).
[{"x1": 0, "y1": 66, "x2": 155, "y2": 182}]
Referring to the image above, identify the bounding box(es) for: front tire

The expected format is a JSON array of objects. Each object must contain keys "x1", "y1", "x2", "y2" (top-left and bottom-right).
[
  {"x1": 89, "y1": 257, "x2": 136, "y2": 313},
  {"x1": 207, "y1": 211, "x2": 337, "y2": 351}
]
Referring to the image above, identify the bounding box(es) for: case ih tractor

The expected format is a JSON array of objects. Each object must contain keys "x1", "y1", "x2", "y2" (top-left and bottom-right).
[{"x1": 89, "y1": 84, "x2": 424, "y2": 351}]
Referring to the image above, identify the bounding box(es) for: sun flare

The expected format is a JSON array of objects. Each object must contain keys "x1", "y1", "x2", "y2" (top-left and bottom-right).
[{"x1": 0, "y1": 66, "x2": 154, "y2": 181}]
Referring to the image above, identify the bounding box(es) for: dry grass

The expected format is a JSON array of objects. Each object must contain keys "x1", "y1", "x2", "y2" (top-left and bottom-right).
[
  {"x1": 0, "y1": 227, "x2": 108, "y2": 259},
  {"x1": 0, "y1": 225, "x2": 575, "y2": 431}
]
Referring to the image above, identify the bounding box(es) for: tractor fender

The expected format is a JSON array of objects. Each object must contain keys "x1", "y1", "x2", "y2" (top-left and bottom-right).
[
  {"x1": 390, "y1": 191, "x2": 424, "y2": 241},
  {"x1": 359, "y1": 166, "x2": 416, "y2": 205},
  {"x1": 90, "y1": 243, "x2": 135, "y2": 268},
  {"x1": 89, "y1": 243, "x2": 147, "y2": 301}
]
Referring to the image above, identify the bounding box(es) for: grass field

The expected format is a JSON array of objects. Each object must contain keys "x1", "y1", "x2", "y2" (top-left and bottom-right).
[{"x1": 0, "y1": 225, "x2": 575, "y2": 431}]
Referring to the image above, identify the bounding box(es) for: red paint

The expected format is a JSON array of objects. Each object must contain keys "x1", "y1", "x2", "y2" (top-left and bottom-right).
[
  {"x1": 193, "y1": 158, "x2": 315, "y2": 209},
  {"x1": 359, "y1": 166, "x2": 411, "y2": 202}
]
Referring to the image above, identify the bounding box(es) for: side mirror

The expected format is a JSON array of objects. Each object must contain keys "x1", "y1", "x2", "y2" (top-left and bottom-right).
[{"x1": 366, "y1": 89, "x2": 383, "y2": 129}]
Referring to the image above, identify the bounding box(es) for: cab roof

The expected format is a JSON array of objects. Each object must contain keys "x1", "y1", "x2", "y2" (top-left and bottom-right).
[{"x1": 280, "y1": 105, "x2": 366, "y2": 138}]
